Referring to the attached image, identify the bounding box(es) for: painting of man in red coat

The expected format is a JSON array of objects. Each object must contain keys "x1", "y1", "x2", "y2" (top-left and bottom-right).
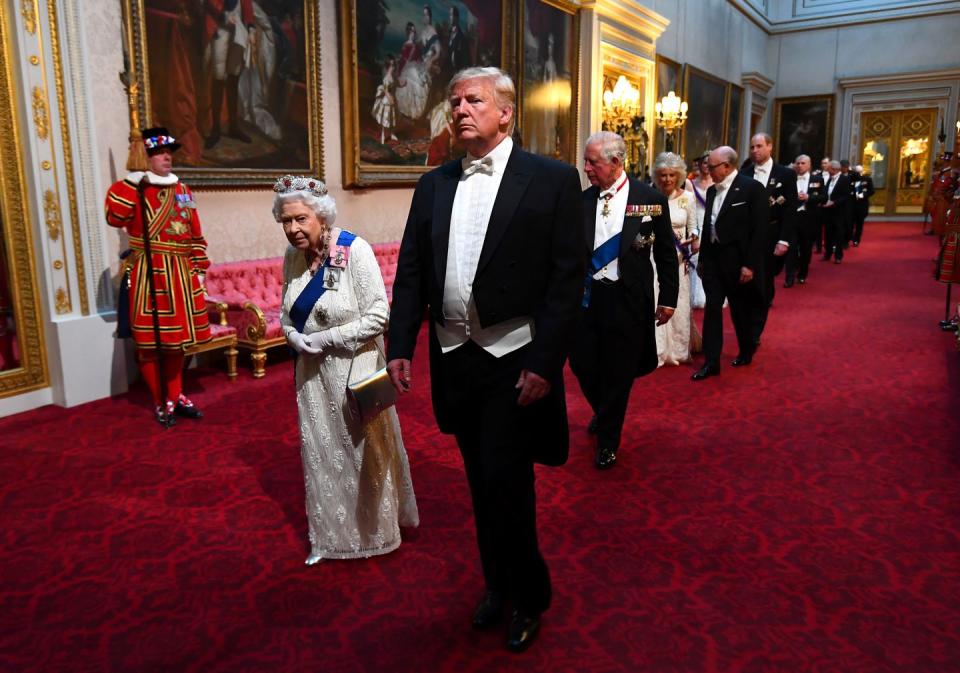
[{"x1": 203, "y1": 0, "x2": 255, "y2": 149}]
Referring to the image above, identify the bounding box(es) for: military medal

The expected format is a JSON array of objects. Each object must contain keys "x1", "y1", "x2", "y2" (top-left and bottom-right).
[
  {"x1": 324, "y1": 267, "x2": 341, "y2": 290},
  {"x1": 329, "y1": 244, "x2": 350, "y2": 269},
  {"x1": 600, "y1": 176, "x2": 628, "y2": 218}
]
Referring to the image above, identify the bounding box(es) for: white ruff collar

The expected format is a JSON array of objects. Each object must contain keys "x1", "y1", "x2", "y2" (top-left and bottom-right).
[{"x1": 126, "y1": 171, "x2": 179, "y2": 186}]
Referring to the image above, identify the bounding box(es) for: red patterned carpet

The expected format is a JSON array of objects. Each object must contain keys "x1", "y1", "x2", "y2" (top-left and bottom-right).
[{"x1": 1, "y1": 222, "x2": 958, "y2": 672}]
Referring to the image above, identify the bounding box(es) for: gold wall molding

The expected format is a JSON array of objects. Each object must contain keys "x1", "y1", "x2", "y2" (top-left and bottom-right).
[
  {"x1": 32, "y1": 85, "x2": 48, "y2": 139},
  {"x1": 54, "y1": 287, "x2": 69, "y2": 314},
  {"x1": 46, "y1": 0, "x2": 88, "y2": 315},
  {"x1": 21, "y1": 0, "x2": 37, "y2": 34},
  {"x1": 53, "y1": 260, "x2": 62, "y2": 270},
  {"x1": 0, "y1": 0, "x2": 49, "y2": 397},
  {"x1": 43, "y1": 189, "x2": 60, "y2": 240}
]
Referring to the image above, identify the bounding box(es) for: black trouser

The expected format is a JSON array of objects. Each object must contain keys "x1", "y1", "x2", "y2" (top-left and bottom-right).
[
  {"x1": 443, "y1": 340, "x2": 551, "y2": 615},
  {"x1": 756, "y1": 230, "x2": 786, "y2": 339},
  {"x1": 699, "y1": 246, "x2": 764, "y2": 366},
  {"x1": 822, "y1": 206, "x2": 847, "y2": 260},
  {"x1": 569, "y1": 280, "x2": 644, "y2": 453},
  {"x1": 852, "y1": 203, "x2": 868, "y2": 243},
  {"x1": 792, "y1": 209, "x2": 819, "y2": 280}
]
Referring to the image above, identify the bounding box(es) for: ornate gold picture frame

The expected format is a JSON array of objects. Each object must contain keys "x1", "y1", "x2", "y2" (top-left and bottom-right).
[
  {"x1": 123, "y1": 0, "x2": 324, "y2": 188},
  {"x1": 0, "y1": 0, "x2": 49, "y2": 398},
  {"x1": 339, "y1": 0, "x2": 516, "y2": 187}
]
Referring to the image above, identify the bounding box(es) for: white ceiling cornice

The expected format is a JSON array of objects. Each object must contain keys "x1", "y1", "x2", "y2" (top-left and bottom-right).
[
  {"x1": 727, "y1": 0, "x2": 960, "y2": 34},
  {"x1": 581, "y1": 0, "x2": 670, "y2": 43}
]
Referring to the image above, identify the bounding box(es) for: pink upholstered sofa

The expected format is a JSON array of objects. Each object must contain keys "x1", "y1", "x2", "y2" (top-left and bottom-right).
[{"x1": 204, "y1": 242, "x2": 401, "y2": 377}]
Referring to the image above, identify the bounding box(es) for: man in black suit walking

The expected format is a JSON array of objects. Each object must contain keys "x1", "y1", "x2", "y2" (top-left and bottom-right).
[
  {"x1": 788, "y1": 154, "x2": 827, "y2": 285},
  {"x1": 851, "y1": 164, "x2": 875, "y2": 246},
  {"x1": 692, "y1": 146, "x2": 769, "y2": 380},
  {"x1": 740, "y1": 133, "x2": 797, "y2": 340},
  {"x1": 821, "y1": 160, "x2": 852, "y2": 263},
  {"x1": 386, "y1": 67, "x2": 583, "y2": 652},
  {"x1": 569, "y1": 132, "x2": 679, "y2": 470}
]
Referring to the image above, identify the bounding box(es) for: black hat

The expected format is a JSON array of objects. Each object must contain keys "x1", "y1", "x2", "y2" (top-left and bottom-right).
[{"x1": 140, "y1": 126, "x2": 181, "y2": 155}]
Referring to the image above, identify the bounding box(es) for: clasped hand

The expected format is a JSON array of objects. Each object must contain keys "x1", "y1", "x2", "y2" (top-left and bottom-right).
[{"x1": 286, "y1": 330, "x2": 337, "y2": 355}]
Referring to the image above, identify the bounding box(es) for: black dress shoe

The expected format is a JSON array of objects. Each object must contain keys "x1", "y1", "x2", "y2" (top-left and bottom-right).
[
  {"x1": 174, "y1": 400, "x2": 203, "y2": 419},
  {"x1": 587, "y1": 415, "x2": 598, "y2": 435},
  {"x1": 595, "y1": 446, "x2": 617, "y2": 470},
  {"x1": 798, "y1": 277, "x2": 806, "y2": 284},
  {"x1": 506, "y1": 610, "x2": 541, "y2": 652},
  {"x1": 154, "y1": 403, "x2": 176, "y2": 427},
  {"x1": 731, "y1": 355, "x2": 752, "y2": 367},
  {"x1": 471, "y1": 591, "x2": 504, "y2": 630},
  {"x1": 691, "y1": 364, "x2": 719, "y2": 381}
]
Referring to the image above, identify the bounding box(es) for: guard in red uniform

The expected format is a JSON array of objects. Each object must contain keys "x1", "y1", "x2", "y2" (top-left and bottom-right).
[{"x1": 106, "y1": 127, "x2": 211, "y2": 424}]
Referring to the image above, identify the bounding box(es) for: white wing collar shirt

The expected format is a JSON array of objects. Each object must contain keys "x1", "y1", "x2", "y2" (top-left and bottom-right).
[
  {"x1": 752, "y1": 157, "x2": 773, "y2": 187},
  {"x1": 437, "y1": 136, "x2": 534, "y2": 356},
  {"x1": 592, "y1": 170, "x2": 630, "y2": 282},
  {"x1": 796, "y1": 171, "x2": 810, "y2": 211},
  {"x1": 708, "y1": 169, "x2": 739, "y2": 242}
]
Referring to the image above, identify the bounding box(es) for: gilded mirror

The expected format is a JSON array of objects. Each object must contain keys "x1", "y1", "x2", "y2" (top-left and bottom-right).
[{"x1": 0, "y1": 1, "x2": 48, "y2": 398}]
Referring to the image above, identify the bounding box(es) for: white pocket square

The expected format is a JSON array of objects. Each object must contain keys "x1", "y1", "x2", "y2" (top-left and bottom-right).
[
  {"x1": 730, "y1": 201, "x2": 747, "y2": 207},
  {"x1": 642, "y1": 215, "x2": 653, "y2": 222}
]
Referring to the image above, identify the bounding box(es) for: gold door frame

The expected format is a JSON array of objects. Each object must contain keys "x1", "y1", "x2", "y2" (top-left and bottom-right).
[{"x1": 0, "y1": 1, "x2": 49, "y2": 398}]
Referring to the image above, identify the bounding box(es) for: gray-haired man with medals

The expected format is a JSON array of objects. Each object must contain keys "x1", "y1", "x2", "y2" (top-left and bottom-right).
[{"x1": 571, "y1": 131, "x2": 679, "y2": 470}]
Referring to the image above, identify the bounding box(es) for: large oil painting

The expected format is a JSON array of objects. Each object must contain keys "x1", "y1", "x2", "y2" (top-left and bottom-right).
[
  {"x1": 341, "y1": 0, "x2": 512, "y2": 186},
  {"x1": 520, "y1": 0, "x2": 579, "y2": 163},
  {"x1": 681, "y1": 66, "x2": 727, "y2": 163},
  {"x1": 125, "y1": 0, "x2": 322, "y2": 187},
  {"x1": 726, "y1": 83, "x2": 743, "y2": 151},
  {"x1": 774, "y1": 95, "x2": 834, "y2": 167}
]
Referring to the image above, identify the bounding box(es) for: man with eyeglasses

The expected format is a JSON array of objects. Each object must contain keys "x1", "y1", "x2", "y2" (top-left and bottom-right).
[{"x1": 692, "y1": 146, "x2": 769, "y2": 380}]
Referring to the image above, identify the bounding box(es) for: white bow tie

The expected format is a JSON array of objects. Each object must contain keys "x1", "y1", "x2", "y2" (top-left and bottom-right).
[{"x1": 463, "y1": 156, "x2": 494, "y2": 177}]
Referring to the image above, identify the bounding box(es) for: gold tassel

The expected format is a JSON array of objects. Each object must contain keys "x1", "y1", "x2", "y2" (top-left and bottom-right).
[{"x1": 126, "y1": 130, "x2": 149, "y2": 172}]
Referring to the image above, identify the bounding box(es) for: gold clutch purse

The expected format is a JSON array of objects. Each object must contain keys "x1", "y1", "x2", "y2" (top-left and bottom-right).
[{"x1": 345, "y1": 356, "x2": 396, "y2": 425}]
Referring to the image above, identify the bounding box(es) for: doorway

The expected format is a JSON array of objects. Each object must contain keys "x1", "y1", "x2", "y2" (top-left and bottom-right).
[{"x1": 859, "y1": 108, "x2": 938, "y2": 216}]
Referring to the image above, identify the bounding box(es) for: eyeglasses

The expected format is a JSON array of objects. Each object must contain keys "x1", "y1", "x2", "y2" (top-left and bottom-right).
[{"x1": 706, "y1": 162, "x2": 729, "y2": 170}]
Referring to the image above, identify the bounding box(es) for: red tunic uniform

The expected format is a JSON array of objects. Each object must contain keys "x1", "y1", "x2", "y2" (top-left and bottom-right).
[{"x1": 105, "y1": 174, "x2": 211, "y2": 349}]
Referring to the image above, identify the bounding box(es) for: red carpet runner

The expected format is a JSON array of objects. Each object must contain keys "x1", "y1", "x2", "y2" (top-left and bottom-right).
[{"x1": 1, "y1": 222, "x2": 958, "y2": 672}]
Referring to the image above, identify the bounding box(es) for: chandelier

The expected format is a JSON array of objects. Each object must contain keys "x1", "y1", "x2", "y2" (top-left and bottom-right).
[
  {"x1": 601, "y1": 75, "x2": 647, "y2": 177},
  {"x1": 655, "y1": 91, "x2": 688, "y2": 131},
  {"x1": 602, "y1": 76, "x2": 641, "y2": 127}
]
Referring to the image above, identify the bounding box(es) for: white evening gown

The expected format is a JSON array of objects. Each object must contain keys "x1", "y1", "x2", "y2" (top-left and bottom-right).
[
  {"x1": 280, "y1": 233, "x2": 419, "y2": 562},
  {"x1": 653, "y1": 192, "x2": 700, "y2": 366}
]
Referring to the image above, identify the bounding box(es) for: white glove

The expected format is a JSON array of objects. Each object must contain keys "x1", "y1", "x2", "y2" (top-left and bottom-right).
[
  {"x1": 308, "y1": 328, "x2": 346, "y2": 351},
  {"x1": 286, "y1": 330, "x2": 321, "y2": 355}
]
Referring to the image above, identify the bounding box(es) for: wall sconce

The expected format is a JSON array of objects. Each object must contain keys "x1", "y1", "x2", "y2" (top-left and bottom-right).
[
  {"x1": 654, "y1": 91, "x2": 688, "y2": 152},
  {"x1": 602, "y1": 75, "x2": 647, "y2": 177}
]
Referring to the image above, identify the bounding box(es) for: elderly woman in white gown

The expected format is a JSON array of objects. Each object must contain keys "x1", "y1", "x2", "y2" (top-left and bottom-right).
[
  {"x1": 652, "y1": 152, "x2": 701, "y2": 366},
  {"x1": 275, "y1": 175, "x2": 418, "y2": 564}
]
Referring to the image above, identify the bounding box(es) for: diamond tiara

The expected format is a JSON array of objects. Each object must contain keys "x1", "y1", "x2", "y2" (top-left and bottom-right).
[{"x1": 273, "y1": 175, "x2": 328, "y2": 197}]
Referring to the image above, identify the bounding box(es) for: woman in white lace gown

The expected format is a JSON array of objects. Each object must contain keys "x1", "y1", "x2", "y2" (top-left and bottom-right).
[
  {"x1": 652, "y1": 153, "x2": 701, "y2": 366},
  {"x1": 275, "y1": 175, "x2": 418, "y2": 564}
]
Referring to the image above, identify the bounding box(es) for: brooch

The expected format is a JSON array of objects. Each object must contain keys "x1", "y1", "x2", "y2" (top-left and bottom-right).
[
  {"x1": 631, "y1": 231, "x2": 656, "y2": 250},
  {"x1": 769, "y1": 195, "x2": 786, "y2": 206},
  {"x1": 626, "y1": 204, "x2": 662, "y2": 218}
]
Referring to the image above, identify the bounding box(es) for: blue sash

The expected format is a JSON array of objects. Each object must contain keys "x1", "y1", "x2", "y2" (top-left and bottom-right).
[
  {"x1": 289, "y1": 230, "x2": 357, "y2": 333},
  {"x1": 582, "y1": 233, "x2": 621, "y2": 308}
]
